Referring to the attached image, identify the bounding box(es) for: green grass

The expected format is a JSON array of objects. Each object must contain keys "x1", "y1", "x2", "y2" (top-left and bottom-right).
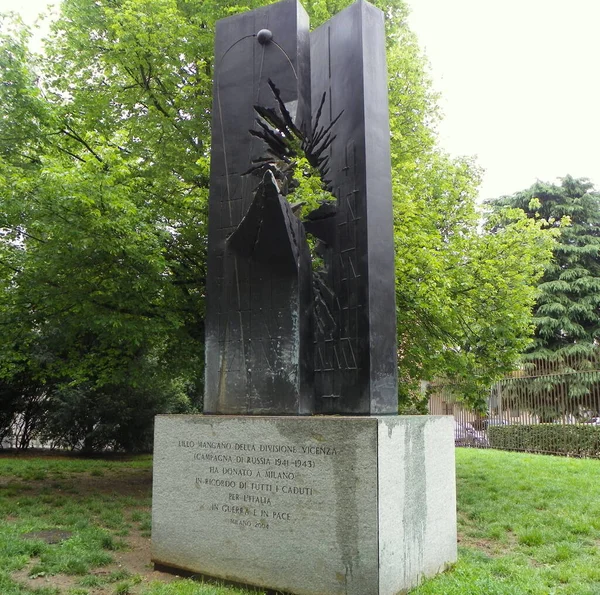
[
  {"x1": 412, "y1": 449, "x2": 600, "y2": 594},
  {"x1": 141, "y1": 582, "x2": 258, "y2": 595},
  {"x1": 0, "y1": 455, "x2": 152, "y2": 481},
  {"x1": 2, "y1": 449, "x2": 600, "y2": 594},
  {"x1": 0, "y1": 453, "x2": 261, "y2": 595},
  {"x1": 0, "y1": 454, "x2": 150, "y2": 595}
]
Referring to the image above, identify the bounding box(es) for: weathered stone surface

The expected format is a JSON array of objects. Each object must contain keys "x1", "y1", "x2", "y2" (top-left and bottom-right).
[
  {"x1": 152, "y1": 415, "x2": 456, "y2": 594},
  {"x1": 377, "y1": 417, "x2": 457, "y2": 594}
]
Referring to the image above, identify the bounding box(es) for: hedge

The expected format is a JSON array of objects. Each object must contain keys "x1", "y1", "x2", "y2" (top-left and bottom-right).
[{"x1": 488, "y1": 424, "x2": 600, "y2": 458}]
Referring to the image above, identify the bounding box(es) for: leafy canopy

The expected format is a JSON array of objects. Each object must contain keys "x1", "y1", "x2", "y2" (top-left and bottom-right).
[
  {"x1": 0, "y1": 0, "x2": 555, "y2": 446},
  {"x1": 489, "y1": 176, "x2": 600, "y2": 362}
]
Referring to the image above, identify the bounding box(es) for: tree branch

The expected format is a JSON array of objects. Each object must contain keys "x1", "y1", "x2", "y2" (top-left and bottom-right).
[{"x1": 62, "y1": 125, "x2": 104, "y2": 164}]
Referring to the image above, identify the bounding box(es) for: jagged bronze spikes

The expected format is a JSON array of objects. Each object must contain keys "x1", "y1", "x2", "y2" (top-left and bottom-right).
[
  {"x1": 267, "y1": 79, "x2": 302, "y2": 138},
  {"x1": 245, "y1": 78, "x2": 342, "y2": 214}
]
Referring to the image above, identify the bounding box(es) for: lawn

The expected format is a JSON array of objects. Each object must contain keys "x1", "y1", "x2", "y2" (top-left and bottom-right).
[
  {"x1": 413, "y1": 449, "x2": 600, "y2": 595},
  {"x1": 1, "y1": 449, "x2": 599, "y2": 595}
]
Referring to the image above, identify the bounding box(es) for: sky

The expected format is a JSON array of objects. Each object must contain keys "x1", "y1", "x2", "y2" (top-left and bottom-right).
[
  {"x1": 407, "y1": 0, "x2": 600, "y2": 200},
  {"x1": 2, "y1": 0, "x2": 599, "y2": 201}
]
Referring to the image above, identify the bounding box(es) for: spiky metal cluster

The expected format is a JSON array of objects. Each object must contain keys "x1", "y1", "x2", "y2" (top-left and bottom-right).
[{"x1": 245, "y1": 79, "x2": 342, "y2": 206}]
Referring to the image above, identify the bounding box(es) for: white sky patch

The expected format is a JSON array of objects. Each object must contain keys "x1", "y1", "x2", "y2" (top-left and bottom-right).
[
  {"x1": 0, "y1": 0, "x2": 55, "y2": 44},
  {"x1": 407, "y1": 0, "x2": 600, "y2": 199},
  {"x1": 3, "y1": 0, "x2": 599, "y2": 200}
]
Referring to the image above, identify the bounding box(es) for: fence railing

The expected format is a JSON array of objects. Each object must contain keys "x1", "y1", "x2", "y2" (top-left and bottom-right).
[{"x1": 429, "y1": 357, "x2": 600, "y2": 458}]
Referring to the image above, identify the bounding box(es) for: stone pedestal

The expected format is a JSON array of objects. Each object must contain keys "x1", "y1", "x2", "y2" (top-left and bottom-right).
[{"x1": 152, "y1": 415, "x2": 456, "y2": 595}]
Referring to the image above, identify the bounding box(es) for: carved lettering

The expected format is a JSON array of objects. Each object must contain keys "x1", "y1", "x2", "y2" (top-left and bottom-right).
[
  {"x1": 197, "y1": 441, "x2": 232, "y2": 449},
  {"x1": 221, "y1": 504, "x2": 252, "y2": 515},
  {"x1": 198, "y1": 478, "x2": 236, "y2": 488},
  {"x1": 190, "y1": 438, "x2": 333, "y2": 529},
  {"x1": 259, "y1": 444, "x2": 297, "y2": 454},
  {"x1": 222, "y1": 467, "x2": 253, "y2": 477},
  {"x1": 250, "y1": 482, "x2": 274, "y2": 492},
  {"x1": 300, "y1": 445, "x2": 338, "y2": 455},
  {"x1": 281, "y1": 485, "x2": 313, "y2": 496},
  {"x1": 194, "y1": 453, "x2": 233, "y2": 462},
  {"x1": 264, "y1": 470, "x2": 295, "y2": 480},
  {"x1": 246, "y1": 456, "x2": 272, "y2": 465},
  {"x1": 234, "y1": 443, "x2": 257, "y2": 451},
  {"x1": 229, "y1": 518, "x2": 252, "y2": 527}
]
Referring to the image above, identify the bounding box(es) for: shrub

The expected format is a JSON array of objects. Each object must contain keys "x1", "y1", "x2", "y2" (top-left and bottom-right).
[{"x1": 488, "y1": 424, "x2": 600, "y2": 458}]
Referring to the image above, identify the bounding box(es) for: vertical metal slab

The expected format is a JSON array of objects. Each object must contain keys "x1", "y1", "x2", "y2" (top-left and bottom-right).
[
  {"x1": 205, "y1": 0, "x2": 312, "y2": 414},
  {"x1": 310, "y1": 1, "x2": 398, "y2": 414}
]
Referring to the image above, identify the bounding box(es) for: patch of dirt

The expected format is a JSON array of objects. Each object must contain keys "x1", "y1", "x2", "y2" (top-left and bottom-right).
[
  {"x1": 110, "y1": 529, "x2": 178, "y2": 582},
  {"x1": 84, "y1": 529, "x2": 179, "y2": 593},
  {"x1": 458, "y1": 528, "x2": 518, "y2": 557},
  {"x1": 458, "y1": 534, "x2": 502, "y2": 555},
  {"x1": 69, "y1": 468, "x2": 153, "y2": 498},
  {"x1": 0, "y1": 468, "x2": 152, "y2": 498},
  {"x1": 12, "y1": 564, "x2": 81, "y2": 594},
  {"x1": 12, "y1": 526, "x2": 179, "y2": 595},
  {"x1": 7, "y1": 465, "x2": 183, "y2": 594},
  {"x1": 22, "y1": 529, "x2": 73, "y2": 544}
]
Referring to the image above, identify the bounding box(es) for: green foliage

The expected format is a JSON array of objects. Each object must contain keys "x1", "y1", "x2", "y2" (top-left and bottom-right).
[
  {"x1": 489, "y1": 176, "x2": 600, "y2": 362},
  {"x1": 0, "y1": 6, "x2": 206, "y2": 450},
  {"x1": 0, "y1": 455, "x2": 151, "y2": 594},
  {"x1": 486, "y1": 177, "x2": 600, "y2": 416},
  {"x1": 488, "y1": 424, "x2": 600, "y2": 458},
  {"x1": 290, "y1": 156, "x2": 336, "y2": 215},
  {"x1": 395, "y1": 153, "x2": 555, "y2": 406},
  {"x1": 383, "y1": 13, "x2": 556, "y2": 405},
  {"x1": 0, "y1": 0, "x2": 553, "y2": 435}
]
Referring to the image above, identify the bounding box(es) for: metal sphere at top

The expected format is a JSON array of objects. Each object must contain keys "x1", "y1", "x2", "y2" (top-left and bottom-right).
[{"x1": 256, "y1": 29, "x2": 273, "y2": 45}]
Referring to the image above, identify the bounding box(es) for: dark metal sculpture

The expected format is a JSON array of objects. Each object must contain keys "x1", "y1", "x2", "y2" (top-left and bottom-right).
[{"x1": 205, "y1": 0, "x2": 398, "y2": 415}]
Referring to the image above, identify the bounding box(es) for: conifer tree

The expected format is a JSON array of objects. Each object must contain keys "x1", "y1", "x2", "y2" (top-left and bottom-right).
[
  {"x1": 488, "y1": 176, "x2": 600, "y2": 419},
  {"x1": 491, "y1": 176, "x2": 600, "y2": 362}
]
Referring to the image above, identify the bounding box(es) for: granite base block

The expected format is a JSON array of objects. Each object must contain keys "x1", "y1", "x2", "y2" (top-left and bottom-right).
[{"x1": 151, "y1": 415, "x2": 457, "y2": 595}]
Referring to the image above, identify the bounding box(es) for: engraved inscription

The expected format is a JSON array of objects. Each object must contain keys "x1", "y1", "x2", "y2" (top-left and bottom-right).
[{"x1": 179, "y1": 438, "x2": 338, "y2": 530}]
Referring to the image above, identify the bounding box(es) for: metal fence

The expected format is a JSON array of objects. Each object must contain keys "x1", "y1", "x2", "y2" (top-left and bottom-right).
[{"x1": 428, "y1": 355, "x2": 600, "y2": 458}]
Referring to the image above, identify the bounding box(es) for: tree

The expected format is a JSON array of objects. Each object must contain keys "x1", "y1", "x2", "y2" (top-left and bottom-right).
[
  {"x1": 490, "y1": 176, "x2": 600, "y2": 362},
  {"x1": 0, "y1": 9, "x2": 205, "y2": 450},
  {"x1": 394, "y1": 158, "x2": 555, "y2": 408},
  {"x1": 487, "y1": 176, "x2": 600, "y2": 418},
  {"x1": 0, "y1": 0, "x2": 553, "y2": 447}
]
